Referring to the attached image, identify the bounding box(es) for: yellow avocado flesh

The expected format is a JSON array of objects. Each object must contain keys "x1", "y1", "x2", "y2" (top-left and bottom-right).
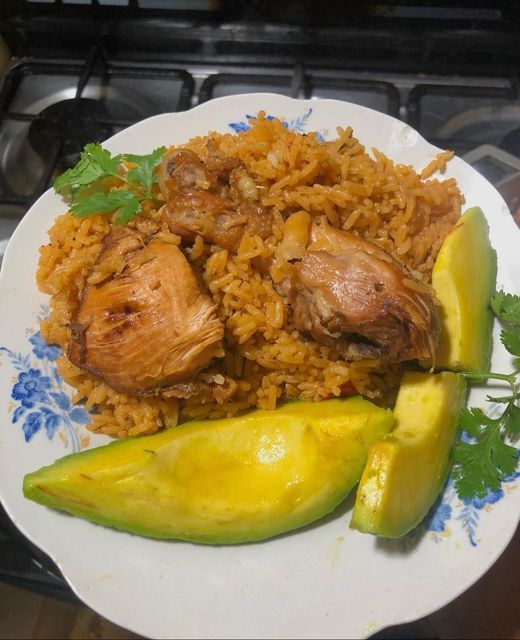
[
  {"x1": 24, "y1": 397, "x2": 392, "y2": 544},
  {"x1": 431, "y1": 206, "x2": 497, "y2": 371},
  {"x1": 350, "y1": 372, "x2": 467, "y2": 538}
]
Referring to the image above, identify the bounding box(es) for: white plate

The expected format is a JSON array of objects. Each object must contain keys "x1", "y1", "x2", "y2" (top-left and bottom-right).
[{"x1": 0, "y1": 94, "x2": 519, "y2": 639}]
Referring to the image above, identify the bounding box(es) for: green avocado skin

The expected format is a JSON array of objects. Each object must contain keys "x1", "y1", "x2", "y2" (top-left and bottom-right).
[{"x1": 24, "y1": 398, "x2": 393, "y2": 545}]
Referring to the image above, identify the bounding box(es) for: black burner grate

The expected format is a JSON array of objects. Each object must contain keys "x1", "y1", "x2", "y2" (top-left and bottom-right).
[
  {"x1": 1, "y1": 43, "x2": 519, "y2": 216},
  {"x1": 0, "y1": 47, "x2": 194, "y2": 205},
  {"x1": 408, "y1": 82, "x2": 520, "y2": 155},
  {"x1": 0, "y1": 502, "x2": 77, "y2": 602},
  {"x1": 199, "y1": 71, "x2": 401, "y2": 118}
]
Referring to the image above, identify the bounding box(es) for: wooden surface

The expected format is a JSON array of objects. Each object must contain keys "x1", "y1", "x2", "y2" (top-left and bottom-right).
[
  {"x1": 427, "y1": 524, "x2": 520, "y2": 640},
  {"x1": 0, "y1": 527, "x2": 518, "y2": 639},
  {"x1": 0, "y1": 584, "x2": 139, "y2": 640}
]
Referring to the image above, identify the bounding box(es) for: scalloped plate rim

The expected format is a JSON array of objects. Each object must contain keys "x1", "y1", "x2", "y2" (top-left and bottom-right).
[{"x1": 0, "y1": 94, "x2": 519, "y2": 639}]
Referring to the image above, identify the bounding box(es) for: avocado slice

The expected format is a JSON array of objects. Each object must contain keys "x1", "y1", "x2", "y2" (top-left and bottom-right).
[
  {"x1": 350, "y1": 372, "x2": 466, "y2": 538},
  {"x1": 431, "y1": 206, "x2": 497, "y2": 371},
  {"x1": 24, "y1": 397, "x2": 392, "y2": 544}
]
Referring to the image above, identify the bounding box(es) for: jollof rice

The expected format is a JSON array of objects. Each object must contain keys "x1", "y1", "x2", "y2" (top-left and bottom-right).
[{"x1": 37, "y1": 113, "x2": 462, "y2": 437}]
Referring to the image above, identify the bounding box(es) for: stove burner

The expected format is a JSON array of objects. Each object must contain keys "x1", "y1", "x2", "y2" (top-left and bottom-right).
[{"x1": 28, "y1": 98, "x2": 114, "y2": 168}]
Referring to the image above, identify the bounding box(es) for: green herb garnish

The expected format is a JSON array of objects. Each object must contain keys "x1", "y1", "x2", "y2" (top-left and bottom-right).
[
  {"x1": 54, "y1": 143, "x2": 166, "y2": 224},
  {"x1": 453, "y1": 290, "x2": 520, "y2": 500}
]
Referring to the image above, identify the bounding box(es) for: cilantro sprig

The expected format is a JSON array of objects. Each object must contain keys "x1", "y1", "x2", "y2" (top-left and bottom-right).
[
  {"x1": 54, "y1": 143, "x2": 166, "y2": 224},
  {"x1": 453, "y1": 290, "x2": 520, "y2": 500}
]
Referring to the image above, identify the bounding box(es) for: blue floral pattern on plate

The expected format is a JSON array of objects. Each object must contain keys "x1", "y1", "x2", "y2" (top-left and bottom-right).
[
  {"x1": 2, "y1": 111, "x2": 518, "y2": 546},
  {"x1": 423, "y1": 401, "x2": 520, "y2": 546},
  {"x1": 424, "y1": 462, "x2": 520, "y2": 547},
  {"x1": 229, "y1": 107, "x2": 328, "y2": 140},
  {"x1": 229, "y1": 106, "x2": 520, "y2": 548},
  {"x1": 2, "y1": 289, "x2": 518, "y2": 546},
  {"x1": 1, "y1": 306, "x2": 90, "y2": 452}
]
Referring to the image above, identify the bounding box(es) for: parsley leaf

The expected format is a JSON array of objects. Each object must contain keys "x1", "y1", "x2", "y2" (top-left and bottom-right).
[
  {"x1": 454, "y1": 290, "x2": 520, "y2": 501},
  {"x1": 459, "y1": 407, "x2": 494, "y2": 436},
  {"x1": 503, "y1": 403, "x2": 520, "y2": 440},
  {"x1": 453, "y1": 428, "x2": 517, "y2": 499},
  {"x1": 70, "y1": 190, "x2": 141, "y2": 224},
  {"x1": 500, "y1": 329, "x2": 520, "y2": 357},
  {"x1": 490, "y1": 290, "x2": 520, "y2": 326},
  {"x1": 116, "y1": 196, "x2": 142, "y2": 224},
  {"x1": 54, "y1": 143, "x2": 165, "y2": 224},
  {"x1": 125, "y1": 147, "x2": 166, "y2": 195},
  {"x1": 54, "y1": 143, "x2": 121, "y2": 195},
  {"x1": 84, "y1": 143, "x2": 122, "y2": 176}
]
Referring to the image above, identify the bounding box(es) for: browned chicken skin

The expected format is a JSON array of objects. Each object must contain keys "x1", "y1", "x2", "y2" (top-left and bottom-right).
[
  {"x1": 158, "y1": 148, "x2": 209, "y2": 193},
  {"x1": 68, "y1": 229, "x2": 224, "y2": 396},
  {"x1": 160, "y1": 147, "x2": 273, "y2": 252},
  {"x1": 282, "y1": 220, "x2": 439, "y2": 362},
  {"x1": 62, "y1": 137, "x2": 443, "y2": 418},
  {"x1": 165, "y1": 198, "x2": 273, "y2": 253}
]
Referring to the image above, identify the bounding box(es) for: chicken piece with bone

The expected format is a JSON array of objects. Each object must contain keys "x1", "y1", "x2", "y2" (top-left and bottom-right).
[
  {"x1": 275, "y1": 214, "x2": 439, "y2": 363},
  {"x1": 159, "y1": 147, "x2": 272, "y2": 252}
]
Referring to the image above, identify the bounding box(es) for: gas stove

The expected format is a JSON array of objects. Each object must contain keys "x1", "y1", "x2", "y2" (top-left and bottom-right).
[
  {"x1": 0, "y1": 1, "x2": 520, "y2": 635},
  {"x1": 1, "y1": 54, "x2": 519, "y2": 231},
  {"x1": 0, "y1": 33, "x2": 519, "y2": 266}
]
